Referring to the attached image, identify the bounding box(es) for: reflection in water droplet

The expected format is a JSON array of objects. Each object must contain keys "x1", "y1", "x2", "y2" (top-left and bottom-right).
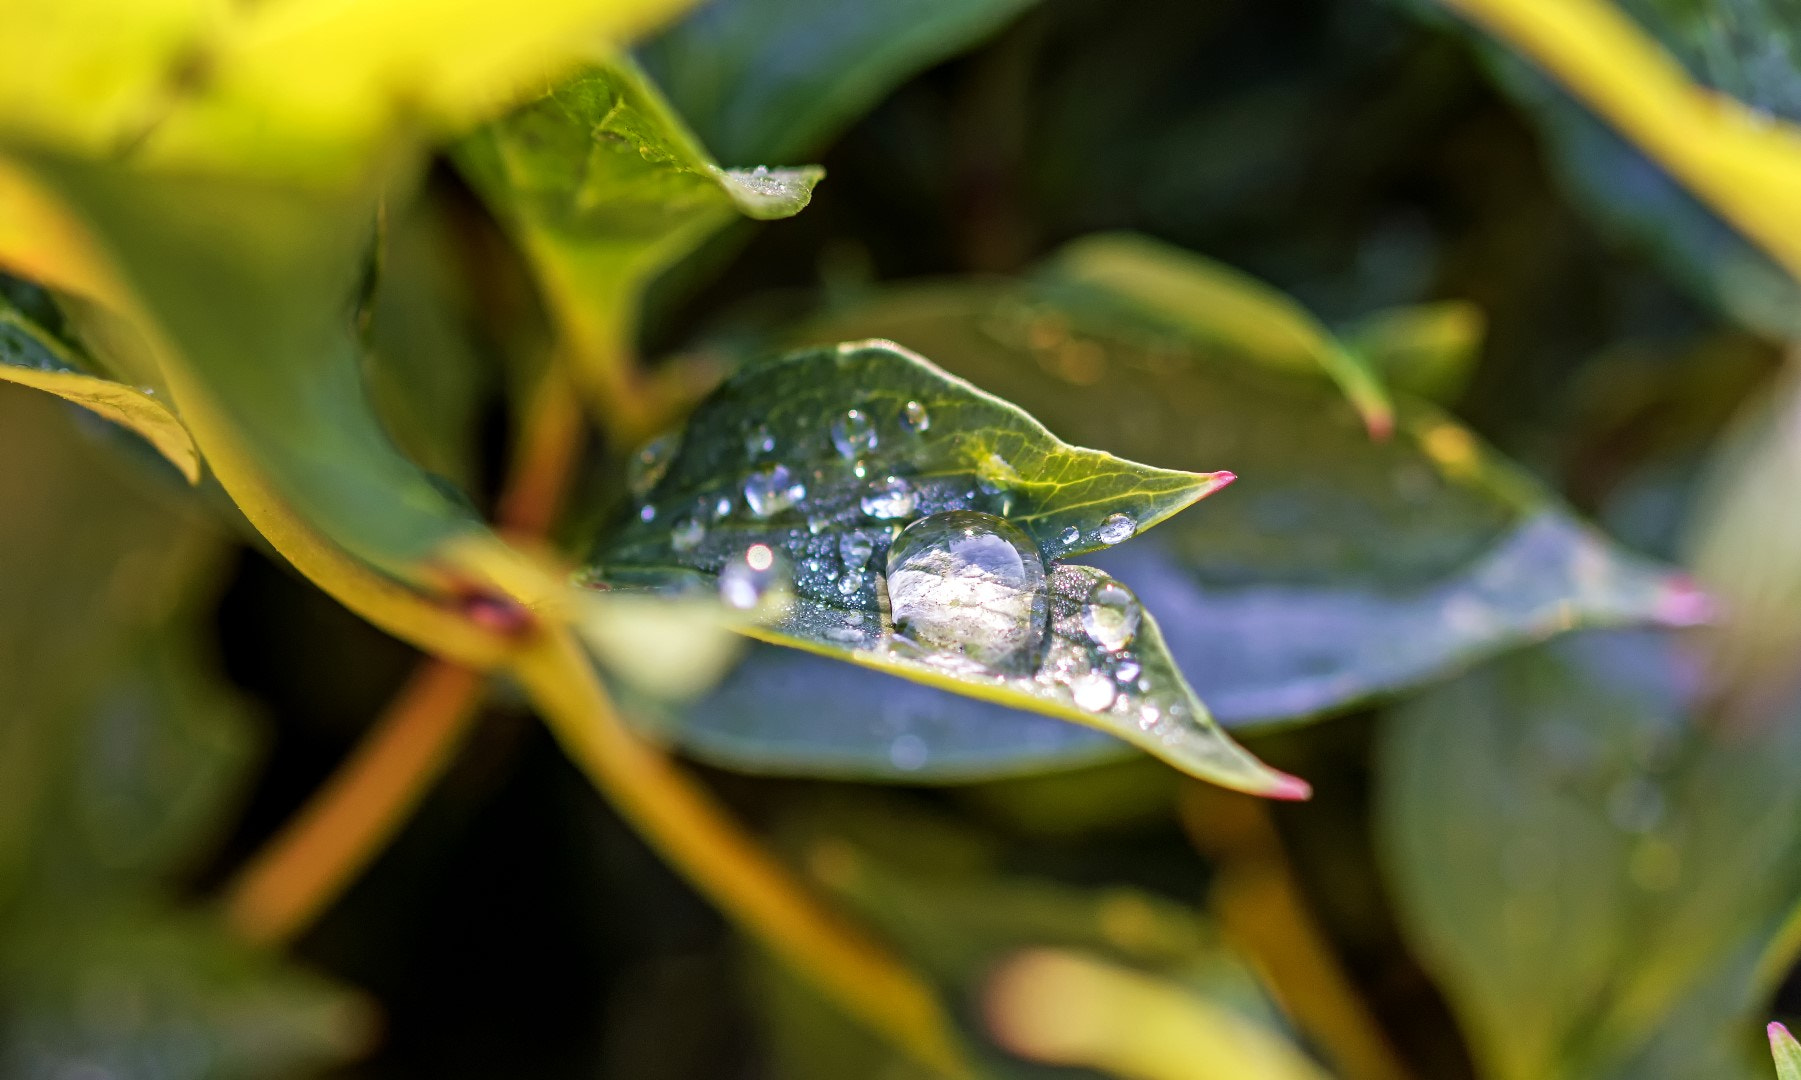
[
  {"x1": 720, "y1": 544, "x2": 784, "y2": 609},
  {"x1": 839, "y1": 534, "x2": 875, "y2": 568},
  {"x1": 671, "y1": 517, "x2": 705, "y2": 552},
  {"x1": 838, "y1": 571, "x2": 864, "y2": 597},
  {"x1": 745, "y1": 424, "x2": 776, "y2": 458},
  {"x1": 902, "y1": 400, "x2": 930, "y2": 432},
  {"x1": 1058, "y1": 525, "x2": 1080, "y2": 547},
  {"x1": 1097, "y1": 513, "x2": 1136, "y2": 545},
  {"x1": 745, "y1": 464, "x2": 801, "y2": 518},
  {"x1": 861, "y1": 475, "x2": 917, "y2": 520},
  {"x1": 1070, "y1": 671, "x2": 1117, "y2": 712},
  {"x1": 628, "y1": 433, "x2": 677, "y2": 498},
  {"x1": 831, "y1": 407, "x2": 878, "y2": 458},
  {"x1": 885, "y1": 511, "x2": 1048, "y2": 671},
  {"x1": 889, "y1": 734, "x2": 928, "y2": 771},
  {"x1": 1082, "y1": 582, "x2": 1141, "y2": 651}
]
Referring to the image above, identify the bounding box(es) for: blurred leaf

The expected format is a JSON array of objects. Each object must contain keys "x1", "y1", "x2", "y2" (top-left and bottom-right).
[
  {"x1": 1435, "y1": 0, "x2": 1801, "y2": 291},
  {"x1": 1773, "y1": 1023, "x2": 1801, "y2": 1080},
  {"x1": 457, "y1": 57, "x2": 822, "y2": 433},
  {"x1": 0, "y1": 903, "x2": 370, "y2": 1080},
  {"x1": 640, "y1": 0, "x2": 1038, "y2": 163},
  {"x1": 1052, "y1": 233, "x2": 1394, "y2": 437},
  {"x1": 0, "y1": 389, "x2": 366, "y2": 1079},
  {"x1": 1377, "y1": 629, "x2": 1801, "y2": 1080},
  {"x1": 0, "y1": 0, "x2": 697, "y2": 178},
  {"x1": 751, "y1": 796, "x2": 1307, "y2": 1079},
  {"x1": 594, "y1": 340, "x2": 1300, "y2": 796},
  {"x1": 1341, "y1": 300, "x2": 1486, "y2": 406},
  {"x1": 789, "y1": 265, "x2": 1699, "y2": 733},
  {"x1": 0, "y1": 275, "x2": 198, "y2": 482}
]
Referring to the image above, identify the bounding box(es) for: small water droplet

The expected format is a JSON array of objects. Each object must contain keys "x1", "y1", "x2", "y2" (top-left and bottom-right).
[
  {"x1": 745, "y1": 425, "x2": 776, "y2": 458},
  {"x1": 745, "y1": 464, "x2": 801, "y2": 518},
  {"x1": 838, "y1": 571, "x2": 864, "y2": 597},
  {"x1": 628, "y1": 433, "x2": 678, "y2": 498},
  {"x1": 639, "y1": 504, "x2": 656, "y2": 523},
  {"x1": 901, "y1": 400, "x2": 930, "y2": 432},
  {"x1": 807, "y1": 514, "x2": 830, "y2": 535},
  {"x1": 831, "y1": 407, "x2": 878, "y2": 458},
  {"x1": 711, "y1": 495, "x2": 734, "y2": 522},
  {"x1": 1096, "y1": 513, "x2": 1136, "y2": 545},
  {"x1": 1058, "y1": 525, "x2": 1080, "y2": 547},
  {"x1": 720, "y1": 544, "x2": 783, "y2": 609},
  {"x1": 885, "y1": 510, "x2": 1048, "y2": 671},
  {"x1": 672, "y1": 517, "x2": 705, "y2": 552},
  {"x1": 1114, "y1": 657, "x2": 1142, "y2": 684},
  {"x1": 861, "y1": 475, "x2": 917, "y2": 520},
  {"x1": 1082, "y1": 582, "x2": 1141, "y2": 652},
  {"x1": 1070, "y1": 671, "x2": 1118, "y2": 712}
]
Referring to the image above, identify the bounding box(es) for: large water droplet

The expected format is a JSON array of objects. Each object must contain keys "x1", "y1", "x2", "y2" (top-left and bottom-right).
[
  {"x1": 884, "y1": 511, "x2": 1048, "y2": 671},
  {"x1": 1096, "y1": 513, "x2": 1137, "y2": 545},
  {"x1": 671, "y1": 516, "x2": 706, "y2": 552},
  {"x1": 1070, "y1": 671, "x2": 1118, "y2": 712},
  {"x1": 745, "y1": 464, "x2": 802, "y2": 518},
  {"x1": 861, "y1": 475, "x2": 917, "y2": 520},
  {"x1": 1082, "y1": 582, "x2": 1141, "y2": 652},
  {"x1": 1058, "y1": 525, "x2": 1080, "y2": 548},
  {"x1": 831, "y1": 407, "x2": 878, "y2": 458},
  {"x1": 720, "y1": 544, "x2": 783, "y2": 609},
  {"x1": 902, "y1": 400, "x2": 930, "y2": 432}
]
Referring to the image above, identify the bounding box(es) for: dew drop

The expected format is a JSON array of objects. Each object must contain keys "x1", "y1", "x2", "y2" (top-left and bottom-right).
[
  {"x1": 1082, "y1": 581, "x2": 1141, "y2": 652},
  {"x1": 838, "y1": 571, "x2": 864, "y2": 597},
  {"x1": 839, "y1": 533, "x2": 875, "y2": 569},
  {"x1": 861, "y1": 475, "x2": 917, "y2": 520},
  {"x1": 884, "y1": 510, "x2": 1048, "y2": 672},
  {"x1": 627, "y1": 433, "x2": 678, "y2": 498},
  {"x1": 745, "y1": 424, "x2": 776, "y2": 458},
  {"x1": 1096, "y1": 513, "x2": 1137, "y2": 545},
  {"x1": 1070, "y1": 671, "x2": 1118, "y2": 712},
  {"x1": 711, "y1": 495, "x2": 734, "y2": 522},
  {"x1": 807, "y1": 514, "x2": 831, "y2": 535},
  {"x1": 639, "y1": 504, "x2": 656, "y2": 523},
  {"x1": 901, "y1": 400, "x2": 930, "y2": 432},
  {"x1": 1114, "y1": 657, "x2": 1142, "y2": 684},
  {"x1": 671, "y1": 516, "x2": 706, "y2": 552},
  {"x1": 745, "y1": 464, "x2": 801, "y2": 518},
  {"x1": 1058, "y1": 525, "x2": 1080, "y2": 547},
  {"x1": 831, "y1": 407, "x2": 878, "y2": 458}
]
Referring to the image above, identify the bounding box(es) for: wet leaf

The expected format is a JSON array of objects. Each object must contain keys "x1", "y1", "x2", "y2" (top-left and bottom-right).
[
  {"x1": 640, "y1": 0, "x2": 1038, "y2": 163},
  {"x1": 591, "y1": 340, "x2": 1304, "y2": 798},
  {"x1": 793, "y1": 268, "x2": 1699, "y2": 731},
  {"x1": 0, "y1": 275, "x2": 198, "y2": 482},
  {"x1": 1377, "y1": 630, "x2": 1801, "y2": 1080},
  {"x1": 457, "y1": 57, "x2": 822, "y2": 430}
]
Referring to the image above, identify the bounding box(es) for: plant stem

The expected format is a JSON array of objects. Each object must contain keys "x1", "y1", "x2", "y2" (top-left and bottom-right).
[
  {"x1": 224, "y1": 660, "x2": 485, "y2": 944},
  {"x1": 1179, "y1": 784, "x2": 1417, "y2": 1080},
  {"x1": 515, "y1": 625, "x2": 974, "y2": 1080}
]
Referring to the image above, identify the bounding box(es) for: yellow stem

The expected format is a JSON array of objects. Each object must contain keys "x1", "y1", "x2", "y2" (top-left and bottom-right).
[
  {"x1": 514, "y1": 625, "x2": 974, "y2": 1080},
  {"x1": 224, "y1": 661, "x2": 486, "y2": 944},
  {"x1": 1179, "y1": 784, "x2": 1416, "y2": 1080}
]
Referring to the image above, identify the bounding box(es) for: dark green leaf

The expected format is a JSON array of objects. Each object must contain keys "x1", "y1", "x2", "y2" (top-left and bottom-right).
[
  {"x1": 640, "y1": 0, "x2": 1038, "y2": 163},
  {"x1": 592, "y1": 340, "x2": 1304, "y2": 797},
  {"x1": 792, "y1": 267, "x2": 1699, "y2": 730},
  {"x1": 1377, "y1": 630, "x2": 1801, "y2": 1080}
]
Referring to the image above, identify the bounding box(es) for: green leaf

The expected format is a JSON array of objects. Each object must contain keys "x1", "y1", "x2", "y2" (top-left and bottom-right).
[
  {"x1": 639, "y1": 0, "x2": 1038, "y2": 163},
  {"x1": 791, "y1": 267, "x2": 1699, "y2": 731},
  {"x1": 1341, "y1": 299, "x2": 1485, "y2": 406},
  {"x1": 1772, "y1": 1023, "x2": 1801, "y2": 1080},
  {"x1": 1050, "y1": 232, "x2": 1395, "y2": 437},
  {"x1": 0, "y1": 275, "x2": 199, "y2": 482},
  {"x1": 1376, "y1": 630, "x2": 1801, "y2": 1080},
  {"x1": 456, "y1": 57, "x2": 822, "y2": 430},
  {"x1": 591, "y1": 340, "x2": 1305, "y2": 798}
]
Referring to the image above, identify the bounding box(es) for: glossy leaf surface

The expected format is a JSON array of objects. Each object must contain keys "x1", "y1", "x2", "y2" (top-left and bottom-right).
[{"x1": 592, "y1": 340, "x2": 1302, "y2": 797}]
